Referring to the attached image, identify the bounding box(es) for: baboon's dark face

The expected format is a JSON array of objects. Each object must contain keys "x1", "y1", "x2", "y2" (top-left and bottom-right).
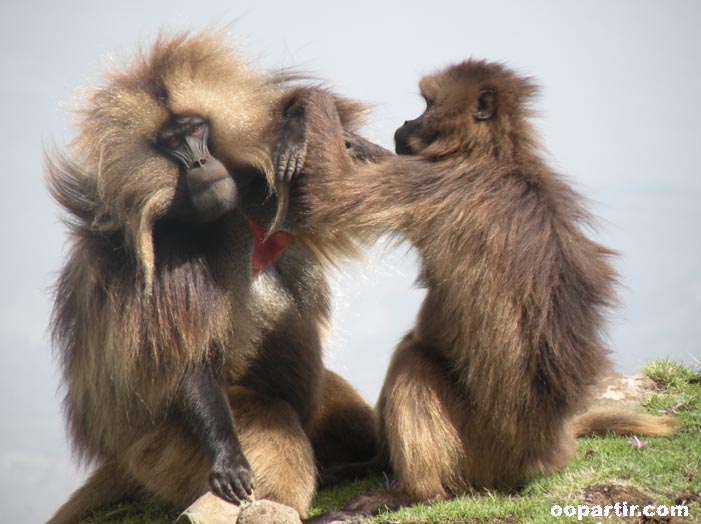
[
  {"x1": 393, "y1": 98, "x2": 438, "y2": 156},
  {"x1": 158, "y1": 115, "x2": 253, "y2": 224},
  {"x1": 394, "y1": 69, "x2": 497, "y2": 157}
]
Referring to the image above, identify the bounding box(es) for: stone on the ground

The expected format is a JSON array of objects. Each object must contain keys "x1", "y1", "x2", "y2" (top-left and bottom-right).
[
  {"x1": 175, "y1": 492, "x2": 242, "y2": 524},
  {"x1": 590, "y1": 373, "x2": 659, "y2": 409},
  {"x1": 237, "y1": 500, "x2": 302, "y2": 524}
]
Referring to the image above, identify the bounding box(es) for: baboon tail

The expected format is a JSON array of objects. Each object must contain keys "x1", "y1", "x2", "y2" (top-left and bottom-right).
[
  {"x1": 47, "y1": 462, "x2": 139, "y2": 524},
  {"x1": 570, "y1": 407, "x2": 679, "y2": 437}
]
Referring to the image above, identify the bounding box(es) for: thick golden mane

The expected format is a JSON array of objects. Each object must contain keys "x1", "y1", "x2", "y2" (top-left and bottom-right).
[{"x1": 48, "y1": 31, "x2": 281, "y2": 291}]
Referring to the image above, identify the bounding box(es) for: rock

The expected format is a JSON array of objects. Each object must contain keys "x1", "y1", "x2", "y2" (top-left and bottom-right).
[
  {"x1": 175, "y1": 492, "x2": 241, "y2": 524},
  {"x1": 237, "y1": 500, "x2": 302, "y2": 524},
  {"x1": 589, "y1": 374, "x2": 659, "y2": 409}
]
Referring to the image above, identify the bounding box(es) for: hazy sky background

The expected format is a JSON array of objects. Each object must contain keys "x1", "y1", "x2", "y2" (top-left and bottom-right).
[{"x1": 1, "y1": 1, "x2": 700, "y2": 522}]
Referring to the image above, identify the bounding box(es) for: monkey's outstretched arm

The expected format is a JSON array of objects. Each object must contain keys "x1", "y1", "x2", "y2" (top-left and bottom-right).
[
  {"x1": 293, "y1": 90, "x2": 436, "y2": 240},
  {"x1": 270, "y1": 89, "x2": 388, "y2": 231},
  {"x1": 179, "y1": 370, "x2": 255, "y2": 504},
  {"x1": 272, "y1": 99, "x2": 392, "y2": 181},
  {"x1": 342, "y1": 131, "x2": 394, "y2": 163}
]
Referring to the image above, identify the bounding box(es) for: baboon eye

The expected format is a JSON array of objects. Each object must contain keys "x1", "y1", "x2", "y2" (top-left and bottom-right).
[
  {"x1": 164, "y1": 135, "x2": 181, "y2": 149},
  {"x1": 189, "y1": 123, "x2": 204, "y2": 137},
  {"x1": 423, "y1": 96, "x2": 435, "y2": 109}
]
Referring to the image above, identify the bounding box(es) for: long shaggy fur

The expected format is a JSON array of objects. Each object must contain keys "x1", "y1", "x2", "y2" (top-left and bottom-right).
[
  {"x1": 296, "y1": 60, "x2": 677, "y2": 511},
  {"x1": 47, "y1": 31, "x2": 375, "y2": 523}
]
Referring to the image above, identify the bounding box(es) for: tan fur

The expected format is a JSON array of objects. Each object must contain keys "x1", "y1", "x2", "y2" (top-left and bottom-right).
[
  {"x1": 296, "y1": 60, "x2": 677, "y2": 512},
  {"x1": 570, "y1": 408, "x2": 679, "y2": 437},
  {"x1": 306, "y1": 369, "x2": 378, "y2": 470},
  {"x1": 46, "y1": 32, "x2": 375, "y2": 523}
]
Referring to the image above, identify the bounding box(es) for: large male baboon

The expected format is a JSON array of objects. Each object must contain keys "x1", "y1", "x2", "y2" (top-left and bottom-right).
[
  {"x1": 46, "y1": 32, "x2": 376, "y2": 524},
  {"x1": 287, "y1": 59, "x2": 678, "y2": 516}
]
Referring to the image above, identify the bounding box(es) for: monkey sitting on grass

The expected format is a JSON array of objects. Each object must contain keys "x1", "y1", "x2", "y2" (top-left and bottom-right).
[
  {"x1": 282, "y1": 59, "x2": 678, "y2": 519},
  {"x1": 46, "y1": 31, "x2": 377, "y2": 524}
]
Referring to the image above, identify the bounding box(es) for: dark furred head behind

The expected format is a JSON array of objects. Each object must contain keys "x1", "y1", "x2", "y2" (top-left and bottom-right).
[{"x1": 394, "y1": 60, "x2": 540, "y2": 161}]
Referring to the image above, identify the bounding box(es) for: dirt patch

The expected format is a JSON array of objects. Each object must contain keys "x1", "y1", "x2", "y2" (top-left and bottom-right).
[
  {"x1": 583, "y1": 483, "x2": 654, "y2": 508},
  {"x1": 675, "y1": 489, "x2": 701, "y2": 506},
  {"x1": 581, "y1": 484, "x2": 698, "y2": 524}
]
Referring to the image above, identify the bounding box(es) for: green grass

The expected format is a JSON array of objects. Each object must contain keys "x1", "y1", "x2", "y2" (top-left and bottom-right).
[{"x1": 81, "y1": 360, "x2": 701, "y2": 523}]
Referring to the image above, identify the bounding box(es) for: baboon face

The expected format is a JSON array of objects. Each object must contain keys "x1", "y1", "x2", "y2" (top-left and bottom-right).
[
  {"x1": 59, "y1": 33, "x2": 278, "y2": 288},
  {"x1": 157, "y1": 114, "x2": 254, "y2": 224},
  {"x1": 394, "y1": 63, "x2": 500, "y2": 157}
]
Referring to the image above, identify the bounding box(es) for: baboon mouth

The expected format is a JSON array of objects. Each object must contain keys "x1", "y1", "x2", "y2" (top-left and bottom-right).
[
  {"x1": 188, "y1": 172, "x2": 231, "y2": 195},
  {"x1": 190, "y1": 176, "x2": 238, "y2": 222},
  {"x1": 395, "y1": 141, "x2": 413, "y2": 156}
]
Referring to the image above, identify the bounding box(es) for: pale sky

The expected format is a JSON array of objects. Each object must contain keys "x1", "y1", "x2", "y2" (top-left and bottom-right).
[{"x1": 1, "y1": 1, "x2": 700, "y2": 522}]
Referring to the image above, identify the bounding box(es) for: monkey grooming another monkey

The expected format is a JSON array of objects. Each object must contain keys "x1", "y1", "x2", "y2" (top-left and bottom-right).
[
  {"x1": 285, "y1": 59, "x2": 678, "y2": 517},
  {"x1": 46, "y1": 32, "x2": 376, "y2": 524}
]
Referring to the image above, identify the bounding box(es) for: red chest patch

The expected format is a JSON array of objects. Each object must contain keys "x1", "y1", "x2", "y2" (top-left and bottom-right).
[{"x1": 246, "y1": 218, "x2": 294, "y2": 278}]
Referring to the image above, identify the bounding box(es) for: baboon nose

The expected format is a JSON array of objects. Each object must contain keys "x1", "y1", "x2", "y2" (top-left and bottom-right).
[{"x1": 192, "y1": 158, "x2": 208, "y2": 168}]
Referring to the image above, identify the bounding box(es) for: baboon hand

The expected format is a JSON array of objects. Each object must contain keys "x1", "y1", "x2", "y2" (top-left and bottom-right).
[
  {"x1": 209, "y1": 450, "x2": 256, "y2": 504},
  {"x1": 273, "y1": 100, "x2": 308, "y2": 188},
  {"x1": 270, "y1": 97, "x2": 309, "y2": 230},
  {"x1": 343, "y1": 131, "x2": 394, "y2": 163}
]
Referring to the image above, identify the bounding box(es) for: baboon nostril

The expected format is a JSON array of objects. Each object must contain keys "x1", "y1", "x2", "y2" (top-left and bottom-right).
[{"x1": 192, "y1": 158, "x2": 207, "y2": 168}]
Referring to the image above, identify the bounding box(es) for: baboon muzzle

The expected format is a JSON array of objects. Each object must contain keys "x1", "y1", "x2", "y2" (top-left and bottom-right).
[
  {"x1": 394, "y1": 120, "x2": 420, "y2": 155},
  {"x1": 186, "y1": 156, "x2": 238, "y2": 223}
]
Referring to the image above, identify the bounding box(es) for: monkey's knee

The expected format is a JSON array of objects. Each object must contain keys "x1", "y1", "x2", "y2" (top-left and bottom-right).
[
  {"x1": 228, "y1": 386, "x2": 316, "y2": 517},
  {"x1": 306, "y1": 368, "x2": 377, "y2": 471},
  {"x1": 122, "y1": 423, "x2": 210, "y2": 510},
  {"x1": 380, "y1": 338, "x2": 465, "y2": 498},
  {"x1": 48, "y1": 462, "x2": 139, "y2": 524}
]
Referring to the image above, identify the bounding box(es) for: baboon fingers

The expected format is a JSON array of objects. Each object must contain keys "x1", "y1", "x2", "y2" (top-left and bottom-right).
[
  {"x1": 293, "y1": 156, "x2": 305, "y2": 181},
  {"x1": 273, "y1": 152, "x2": 287, "y2": 181},
  {"x1": 210, "y1": 477, "x2": 228, "y2": 502},
  {"x1": 284, "y1": 155, "x2": 298, "y2": 183},
  {"x1": 246, "y1": 474, "x2": 256, "y2": 493},
  {"x1": 231, "y1": 477, "x2": 251, "y2": 502},
  {"x1": 210, "y1": 471, "x2": 252, "y2": 504}
]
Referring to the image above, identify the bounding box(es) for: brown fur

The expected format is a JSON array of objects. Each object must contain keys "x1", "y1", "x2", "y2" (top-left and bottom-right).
[
  {"x1": 46, "y1": 31, "x2": 375, "y2": 523},
  {"x1": 295, "y1": 60, "x2": 677, "y2": 513}
]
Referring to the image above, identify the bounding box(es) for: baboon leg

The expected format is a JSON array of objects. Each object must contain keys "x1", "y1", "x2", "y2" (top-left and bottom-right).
[
  {"x1": 306, "y1": 369, "x2": 378, "y2": 473},
  {"x1": 335, "y1": 335, "x2": 467, "y2": 517},
  {"x1": 122, "y1": 422, "x2": 211, "y2": 511},
  {"x1": 122, "y1": 386, "x2": 317, "y2": 517},
  {"x1": 229, "y1": 386, "x2": 317, "y2": 517},
  {"x1": 379, "y1": 335, "x2": 467, "y2": 501},
  {"x1": 312, "y1": 336, "x2": 466, "y2": 520},
  {"x1": 47, "y1": 462, "x2": 139, "y2": 524}
]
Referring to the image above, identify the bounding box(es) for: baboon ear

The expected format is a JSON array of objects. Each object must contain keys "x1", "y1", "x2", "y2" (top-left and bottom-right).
[{"x1": 475, "y1": 89, "x2": 496, "y2": 120}]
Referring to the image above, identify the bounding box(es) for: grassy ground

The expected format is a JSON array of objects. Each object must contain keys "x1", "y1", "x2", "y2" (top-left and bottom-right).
[{"x1": 82, "y1": 359, "x2": 701, "y2": 523}]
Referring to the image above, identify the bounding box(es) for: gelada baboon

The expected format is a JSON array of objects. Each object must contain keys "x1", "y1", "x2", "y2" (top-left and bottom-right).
[
  {"x1": 288, "y1": 60, "x2": 678, "y2": 516},
  {"x1": 46, "y1": 31, "x2": 376, "y2": 523}
]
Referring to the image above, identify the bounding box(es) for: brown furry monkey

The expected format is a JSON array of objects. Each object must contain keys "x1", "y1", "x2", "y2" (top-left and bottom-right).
[
  {"x1": 286, "y1": 59, "x2": 678, "y2": 517},
  {"x1": 46, "y1": 31, "x2": 376, "y2": 524}
]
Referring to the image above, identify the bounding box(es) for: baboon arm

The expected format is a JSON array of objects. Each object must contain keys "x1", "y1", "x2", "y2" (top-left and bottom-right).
[
  {"x1": 270, "y1": 87, "x2": 374, "y2": 231},
  {"x1": 270, "y1": 95, "x2": 308, "y2": 231},
  {"x1": 179, "y1": 370, "x2": 255, "y2": 504},
  {"x1": 290, "y1": 88, "x2": 443, "y2": 242},
  {"x1": 343, "y1": 130, "x2": 395, "y2": 163}
]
